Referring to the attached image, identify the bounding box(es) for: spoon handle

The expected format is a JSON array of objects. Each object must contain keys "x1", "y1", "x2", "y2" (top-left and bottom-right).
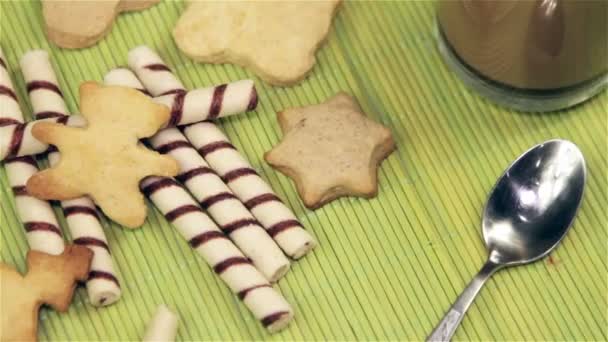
[{"x1": 427, "y1": 260, "x2": 499, "y2": 342}]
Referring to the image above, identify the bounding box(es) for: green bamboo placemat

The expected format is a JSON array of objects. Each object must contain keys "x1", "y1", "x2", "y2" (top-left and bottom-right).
[{"x1": 1, "y1": 1, "x2": 606, "y2": 340}]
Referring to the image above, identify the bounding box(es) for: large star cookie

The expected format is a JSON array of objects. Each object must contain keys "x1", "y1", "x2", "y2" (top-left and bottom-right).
[
  {"x1": 265, "y1": 92, "x2": 395, "y2": 209},
  {"x1": 26, "y1": 82, "x2": 179, "y2": 228},
  {"x1": 173, "y1": 0, "x2": 341, "y2": 86}
]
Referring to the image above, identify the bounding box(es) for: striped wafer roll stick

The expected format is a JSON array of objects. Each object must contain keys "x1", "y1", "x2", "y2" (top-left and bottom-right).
[
  {"x1": 0, "y1": 47, "x2": 23, "y2": 125},
  {"x1": 0, "y1": 49, "x2": 64, "y2": 255},
  {"x1": 128, "y1": 46, "x2": 258, "y2": 126},
  {"x1": 128, "y1": 46, "x2": 186, "y2": 96},
  {"x1": 105, "y1": 68, "x2": 290, "y2": 282},
  {"x1": 48, "y1": 152, "x2": 122, "y2": 306},
  {"x1": 126, "y1": 46, "x2": 315, "y2": 258},
  {"x1": 0, "y1": 114, "x2": 86, "y2": 160},
  {"x1": 141, "y1": 176, "x2": 294, "y2": 332},
  {"x1": 184, "y1": 123, "x2": 316, "y2": 259},
  {"x1": 20, "y1": 50, "x2": 69, "y2": 119},
  {"x1": 22, "y1": 50, "x2": 122, "y2": 306},
  {"x1": 149, "y1": 128, "x2": 290, "y2": 282}
]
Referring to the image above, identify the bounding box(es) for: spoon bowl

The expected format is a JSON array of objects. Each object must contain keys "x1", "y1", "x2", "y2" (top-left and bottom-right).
[
  {"x1": 428, "y1": 139, "x2": 586, "y2": 341},
  {"x1": 483, "y1": 139, "x2": 586, "y2": 265}
]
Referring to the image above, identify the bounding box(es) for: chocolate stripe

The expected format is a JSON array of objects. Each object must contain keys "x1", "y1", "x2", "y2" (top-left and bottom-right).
[
  {"x1": 267, "y1": 219, "x2": 302, "y2": 238},
  {"x1": 35, "y1": 111, "x2": 66, "y2": 120},
  {"x1": 141, "y1": 177, "x2": 179, "y2": 196},
  {"x1": 208, "y1": 84, "x2": 227, "y2": 120},
  {"x1": 24, "y1": 222, "x2": 62, "y2": 236},
  {"x1": 197, "y1": 141, "x2": 235, "y2": 157},
  {"x1": 26, "y1": 80, "x2": 63, "y2": 97},
  {"x1": 0, "y1": 85, "x2": 17, "y2": 101},
  {"x1": 168, "y1": 90, "x2": 186, "y2": 126},
  {"x1": 165, "y1": 204, "x2": 200, "y2": 222},
  {"x1": 222, "y1": 168, "x2": 258, "y2": 183},
  {"x1": 88, "y1": 270, "x2": 120, "y2": 286},
  {"x1": 155, "y1": 140, "x2": 191, "y2": 154},
  {"x1": 6, "y1": 123, "x2": 25, "y2": 158},
  {"x1": 176, "y1": 166, "x2": 215, "y2": 183},
  {"x1": 213, "y1": 257, "x2": 251, "y2": 274},
  {"x1": 0, "y1": 56, "x2": 6, "y2": 69},
  {"x1": 73, "y1": 237, "x2": 109, "y2": 252},
  {"x1": 244, "y1": 193, "x2": 282, "y2": 210},
  {"x1": 137, "y1": 88, "x2": 151, "y2": 96},
  {"x1": 5, "y1": 155, "x2": 37, "y2": 168},
  {"x1": 222, "y1": 218, "x2": 259, "y2": 235},
  {"x1": 159, "y1": 88, "x2": 186, "y2": 96},
  {"x1": 200, "y1": 192, "x2": 238, "y2": 209},
  {"x1": 143, "y1": 63, "x2": 171, "y2": 72},
  {"x1": 56, "y1": 115, "x2": 69, "y2": 125},
  {"x1": 12, "y1": 186, "x2": 28, "y2": 196},
  {"x1": 247, "y1": 87, "x2": 258, "y2": 111},
  {"x1": 261, "y1": 311, "x2": 290, "y2": 327},
  {"x1": 0, "y1": 118, "x2": 21, "y2": 127},
  {"x1": 237, "y1": 284, "x2": 271, "y2": 300},
  {"x1": 63, "y1": 205, "x2": 98, "y2": 218},
  {"x1": 189, "y1": 231, "x2": 227, "y2": 248}
]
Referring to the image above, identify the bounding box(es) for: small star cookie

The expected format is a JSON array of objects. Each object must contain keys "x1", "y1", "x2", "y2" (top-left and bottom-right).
[
  {"x1": 264, "y1": 92, "x2": 395, "y2": 209},
  {"x1": 26, "y1": 82, "x2": 179, "y2": 228},
  {"x1": 0, "y1": 245, "x2": 92, "y2": 342},
  {"x1": 173, "y1": 0, "x2": 341, "y2": 86}
]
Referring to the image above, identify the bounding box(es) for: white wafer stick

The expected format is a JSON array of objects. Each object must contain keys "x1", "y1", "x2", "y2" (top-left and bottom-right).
[
  {"x1": 4, "y1": 156, "x2": 65, "y2": 255},
  {"x1": 141, "y1": 176, "x2": 293, "y2": 332},
  {"x1": 149, "y1": 128, "x2": 290, "y2": 281},
  {"x1": 105, "y1": 68, "x2": 290, "y2": 282},
  {"x1": 184, "y1": 123, "x2": 316, "y2": 259},
  {"x1": 0, "y1": 115, "x2": 85, "y2": 160},
  {"x1": 126, "y1": 46, "x2": 315, "y2": 258},
  {"x1": 128, "y1": 46, "x2": 186, "y2": 96},
  {"x1": 20, "y1": 50, "x2": 70, "y2": 119},
  {"x1": 0, "y1": 48, "x2": 64, "y2": 255},
  {"x1": 48, "y1": 152, "x2": 122, "y2": 306},
  {"x1": 22, "y1": 50, "x2": 121, "y2": 306},
  {"x1": 142, "y1": 304, "x2": 179, "y2": 342},
  {"x1": 0, "y1": 47, "x2": 23, "y2": 125},
  {"x1": 128, "y1": 46, "x2": 258, "y2": 126}
]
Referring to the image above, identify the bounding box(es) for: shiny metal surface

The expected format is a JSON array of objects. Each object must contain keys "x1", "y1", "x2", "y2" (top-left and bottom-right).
[{"x1": 427, "y1": 139, "x2": 586, "y2": 341}]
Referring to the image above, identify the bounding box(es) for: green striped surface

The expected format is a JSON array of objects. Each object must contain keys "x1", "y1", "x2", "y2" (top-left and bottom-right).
[{"x1": 1, "y1": 1, "x2": 606, "y2": 340}]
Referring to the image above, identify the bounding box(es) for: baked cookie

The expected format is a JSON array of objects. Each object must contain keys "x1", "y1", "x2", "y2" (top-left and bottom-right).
[
  {"x1": 264, "y1": 92, "x2": 395, "y2": 209},
  {"x1": 42, "y1": 0, "x2": 159, "y2": 49},
  {"x1": 0, "y1": 245, "x2": 93, "y2": 342},
  {"x1": 173, "y1": 0, "x2": 341, "y2": 86},
  {"x1": 26, "y1": 82, "x2": 179, "y2": 228}
]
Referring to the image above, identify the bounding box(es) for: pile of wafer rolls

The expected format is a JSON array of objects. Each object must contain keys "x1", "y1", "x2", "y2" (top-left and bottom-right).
[{"x1": 0, "y1": 45, "x2": 316, "y2": 332}]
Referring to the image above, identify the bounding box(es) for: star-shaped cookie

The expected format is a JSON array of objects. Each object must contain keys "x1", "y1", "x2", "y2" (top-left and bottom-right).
[
  {"x1": 26, "y1": 82, "x2": 179, "y2": 228},
  {"x1": 264, "y1": 92, "x2": 395, "y2": 209},
  {"x1": 173, "y1": 0, "x2": 341, "y2": 86}
]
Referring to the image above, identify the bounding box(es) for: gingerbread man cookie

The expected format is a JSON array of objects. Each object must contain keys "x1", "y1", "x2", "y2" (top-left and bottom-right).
[
  {"x1": 173, "y1": 0, "x2": 341, "y2": 86},
  {"x1": 265, "y1": 92, "x2": 395, "y2": 209},
  {"x1": 26, "y1": 82, "x2": 179, "y2": 228},
  {"x1": 42, "y1": 0, "x2": 159, "y2": 49},
  {"x1": 0, "y1": 245, "x2": 93, "y2": 342}
]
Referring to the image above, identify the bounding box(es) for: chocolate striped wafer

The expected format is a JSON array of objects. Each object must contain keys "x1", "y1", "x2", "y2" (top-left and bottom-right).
[
  {"x1": 105, "y1": 68, "x2": 290, "y2": 282},
  {"x1": 126, "y1": 46, "x2": 315, "y2": 258},
  {"x1": 128, "y1": 46, "x2": 258, "y2": 126},
  {"x1": 184, "y1": 122, "x2": 316, "y2": 259},
  {"x1": 0, "y1": 47, "x2": 65, "y2": 255},
  {"x1": 21, "y1": 50, "x2": 121, "y2": 306},
  {"x1": 141, "y1": 176, "x2": 294, "y2": 332},
  {"x1": 0, "y1": 114, "x2": 85, "y2": 160}
]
